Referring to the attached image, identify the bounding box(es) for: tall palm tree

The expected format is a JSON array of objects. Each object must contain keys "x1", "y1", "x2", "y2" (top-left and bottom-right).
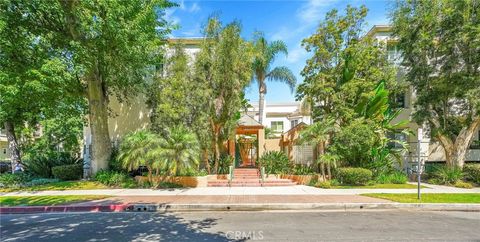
[
  {"x1": 252, "y1": 32, "x2": 297, "y2": 125},
  {"x1": 160, "y1": 126, "x2": 200, "y2": 176}
]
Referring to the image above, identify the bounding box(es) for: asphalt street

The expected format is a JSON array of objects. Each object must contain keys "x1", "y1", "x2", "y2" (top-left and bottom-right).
[{"x1": 1, "y1": 210, "x2": 479, "y2": 241}]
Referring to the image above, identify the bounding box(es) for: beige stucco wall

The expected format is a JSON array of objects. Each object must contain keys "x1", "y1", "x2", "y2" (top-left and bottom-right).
[
  {"x1": 107, "y1": 95, "x2": 151, "y2": 143},
  {"x1": 264, "y1": 138, "x2": 282, "y2": 152}
]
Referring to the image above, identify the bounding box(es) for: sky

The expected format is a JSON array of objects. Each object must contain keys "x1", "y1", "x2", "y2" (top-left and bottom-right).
[{"x1": 166, "y1": 0, "x2": 395, "y2": 103}]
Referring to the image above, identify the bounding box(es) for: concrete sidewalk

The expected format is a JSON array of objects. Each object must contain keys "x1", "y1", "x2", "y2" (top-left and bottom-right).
[
  {"x1": 1, "y1": 184, "x2": 479, "y2": 197},
  {"x1": 73, "y1": 194, "x2": 391, "y2": 206}
]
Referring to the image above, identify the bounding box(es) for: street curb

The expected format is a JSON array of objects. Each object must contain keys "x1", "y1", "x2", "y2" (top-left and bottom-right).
[
  {"x1": 0, "y1": 204, "x2": 129, "y2": 214},
  {"x1": 2, "y1": 203, "x2": 479, "y2": 214},
  {"x1": 154, "y1": 203, "x2": 480, "y2": 212}
]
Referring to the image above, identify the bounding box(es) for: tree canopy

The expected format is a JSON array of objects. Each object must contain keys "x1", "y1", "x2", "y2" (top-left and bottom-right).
[{"x1": 391, "y1": 0, "x2": 480, "y2": 167}]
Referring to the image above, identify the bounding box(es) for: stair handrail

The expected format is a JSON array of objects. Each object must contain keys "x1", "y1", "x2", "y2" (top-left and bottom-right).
[
  {"x1": 260, "y1": 166, "x2": 265, "y2": 183},
  {"x1": 228, "y1": 165, "x2": 234, "y2": 182}
]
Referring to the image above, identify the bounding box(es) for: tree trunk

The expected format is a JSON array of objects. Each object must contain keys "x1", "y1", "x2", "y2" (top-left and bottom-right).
[
  {"x1": 87, "y1": 74, "x2": 112, "y2": 175},
  {"x1": 326, "y1": 164, "x2": 331, "y2": 180},
  {"x1": 320, "y1": 163, "x2": 326, "y2": 181},
  {"x1": 211, "y1": 121, "x2": 221, "y2": 174},
  {"x1": 4, "y1": 121, "x2": 21, "y2": 173},
  {"x1": 437, "y1": 118, "x2": 480, "y2": 168},
  {"x1": 258, "y1": 80, "x2": 266, "y2": 125},
  {"x1": 203, "y1": 149, "x2": 211, "y2": 174}
]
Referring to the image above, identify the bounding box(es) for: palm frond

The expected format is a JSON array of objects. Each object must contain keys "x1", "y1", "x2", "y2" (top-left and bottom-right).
[{"x1": 266, "y1": 66, "x2": 297, "y2": 93}]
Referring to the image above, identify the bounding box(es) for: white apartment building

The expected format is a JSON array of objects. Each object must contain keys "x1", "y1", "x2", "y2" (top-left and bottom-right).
[
  {"x1": 368, "y1": 25, "x2": 480, "y2": 166},
  {"x1": 246, "y1": 102, "x2": 311, "y2": 137}
]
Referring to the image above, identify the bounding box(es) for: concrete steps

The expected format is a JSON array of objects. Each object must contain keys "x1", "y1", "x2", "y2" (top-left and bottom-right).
[{"x1": 207, "y1": 168, "x2": 296, "y2": 187}]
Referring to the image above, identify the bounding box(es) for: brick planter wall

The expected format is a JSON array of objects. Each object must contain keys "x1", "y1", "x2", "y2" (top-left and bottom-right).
[{"x1": 135, "y1": 176, "x2": 208, "y2": 187}]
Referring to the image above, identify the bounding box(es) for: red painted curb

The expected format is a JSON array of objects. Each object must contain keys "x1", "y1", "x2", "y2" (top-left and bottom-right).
[{"x1": 0, "y1": 204, "x2": 130, "y2": 214}]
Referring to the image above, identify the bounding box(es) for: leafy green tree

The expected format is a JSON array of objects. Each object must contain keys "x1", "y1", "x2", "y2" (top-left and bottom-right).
[
  {"x1": 297, "y1": 5, "x2": 397, "y2": 123},
  {"x1": 331, "y1": 119, "x2": 378, "y2": 168},
  {"x1": 391, "y1": 0, "x2": 480, "y2": 168},
  {"x1": 8, "y1": 0, "x2": 176, "y2": 174},
  {"x1": 355, "y1": 81, "x2": 410, "y2": 174},
  {"x1": 252, "y1": 32, "x2": 296, "y2": 124},
  {"x1": 0, "y1": 3, "x2": 84, "y2": 169},
  {"x1": 148, "y1": 44, "x2": 212, "y2": 173},
  {"x1": 194, "y1": 17, "x2": 253, "y2": 173}
]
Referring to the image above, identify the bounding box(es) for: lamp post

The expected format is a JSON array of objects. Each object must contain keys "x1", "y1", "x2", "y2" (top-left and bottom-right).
[{"x1": 417, "y1": 127, "x2": 422, "y2": 200}]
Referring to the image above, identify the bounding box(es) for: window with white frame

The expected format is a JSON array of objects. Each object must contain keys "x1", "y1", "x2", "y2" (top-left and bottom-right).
[
  {"x1": 291, "y1": 120, "x2": 299, "y2": 129},
  {"x1": 387, "y1": 42, "x2": 402, "y2": 65},
  {"x1": 271, "y1": 121, "x2": 284, "y2": 133}
]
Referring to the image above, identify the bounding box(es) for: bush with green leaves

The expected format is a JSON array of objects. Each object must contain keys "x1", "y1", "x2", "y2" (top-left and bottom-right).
[
  {"x1": 178, "y1": 167, "x2": 209, "y2": 177},
  {"x1": 216, "y1": 155, "x2": 234, "y2": 174},
  {"x1": 331, "y1": 119, "x2": 378, "y2": 168},
  {"x1": 0, "y1": 173, "x2": 33, "y2": 188},
  {"x1": 463, "y1": 164, "x2": 480, "y2": 184},
  {"x1": 291, "y1": 164, "x2": 315, "y2": 175},
  {"x1": 52, "y1": 164, "x2": 83, "y2": 181},
  {"x1": 260, "y1": 151, "x2": 291, "y2": 175},
  {"x1": 375, "y1": 171, "x2": 408, "y2": 184},
  {"x1": 454, "y1": 180, "x2": 473, "y2": 189},
  {"x1": 335, "y1": 167, "x2": 372, "y2": 185},
  {"x1": 22, "y1": 152, "x2": 82, "y2": 178},
  {"x1": 25, "y1": 178, "x2": 60, "y2": 187},
  {"x1": 431, "y1": 166, "x2": 463, "y2": 185},
  {"x1": 94, "y1": 170, "x2": 136, "y2": 188}
]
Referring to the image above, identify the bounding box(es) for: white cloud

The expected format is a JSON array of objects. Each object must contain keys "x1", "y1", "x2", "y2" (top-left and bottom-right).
[
  {"x1": 297, "y1": 0, "x2": 337, "y2": 24},
  {"x1": 285, "y1": 44, "x2": 308, "y2": 64},
  {"x1": 189, "y1": 3, "x2": 200, "y2": 13},
  {"x1": 164, "y1": 1, "x2": 201, "y2": 28}
]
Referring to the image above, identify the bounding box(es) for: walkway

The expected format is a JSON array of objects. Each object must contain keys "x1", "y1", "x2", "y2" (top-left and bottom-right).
[{"x1": 2, "y1": 184, "x2": 479, "y2": 197}]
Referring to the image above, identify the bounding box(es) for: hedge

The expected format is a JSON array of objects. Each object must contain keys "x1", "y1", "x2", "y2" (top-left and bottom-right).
[
  {"x1": 335, "y1": 167, "x2": 372, "y2": 185},
  {"x1": 52, "y1": 164, "x2": 83, "y2": 181},
  {"x1": 464, "y1": 164, "x2": 480, "y2": 184}
]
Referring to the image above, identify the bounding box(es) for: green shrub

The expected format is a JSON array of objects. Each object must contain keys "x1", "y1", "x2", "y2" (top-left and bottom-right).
[
  {"x1": 25, "y1": 178, "x2": 60, "y2": 187},
  {"x1": 330, "y1": 179, "x2": 340, "y2": 186},
  {"x1": 108, "y1": 147, "x2": 127, "y2": 172},
  {"x1": 52, "y1": 164, "x2": 83, "y2": 181},
  {"x1": 331, "y1": 119, "x2": 378, "y2": 167},
  {"x1": 178, "y1": 168, "x2": 208, "y2": 177},
  {"x1": 0, "y1": 173, "x2": 33, "y2": 188},
  {"x1": 260, "y1": 151, "x2": 291, "y2": 175},
  {"x1": 94, "y1": 170, "x2": 135, "y2": 188},
  {"x1": 454, "y1": 180, "x2": 473, "y2": 189},
  {"x1": 432, "y1": 166, "x2": 463, "y2": 185},
  {"x1": 23, "y1": 152, "x2": 82, "y2": 178},
  {"x1": 427, "y1": 178, "x2": 441, "y2": 185},
  {"x1": 315, "y1": 180, "x2": 331, "y2": 188},
  {"x1": 390, "y1": 172, "x2": 408, "y2": 184},
  {"x1": 214, "y1": 155, "x2": 234, "y2": 174},
  {"x1": 335, "y1": 167, "x2": 372, "y2": 185},
  {"x1": 376, "y1": 171, "x2": 408, "y2": 184},
  {"x1": 291, "y1": 164, "x2": 315, "y2": 175},
  {"x1": 463, "y1": 164, "x2": 480, "y2": 184}
]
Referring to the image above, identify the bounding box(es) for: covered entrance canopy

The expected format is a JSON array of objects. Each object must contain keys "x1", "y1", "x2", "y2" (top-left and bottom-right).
[{"x1": 228, "y1": 114, "x2": 265, "y2": 167}]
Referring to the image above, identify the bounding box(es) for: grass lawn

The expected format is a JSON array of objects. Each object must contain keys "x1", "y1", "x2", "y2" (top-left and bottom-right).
[
  {"x1": 0, "y1": 195, "x2": 111, "y2": 207},
  {"x1": 326, "y1": 183, "x2": 423, "y2": 189},
  {"x1": 0, "y1": 181, "x2": 108, "y2": 192},
  {"x1": 364, "y1": 193, "x2": 480, "y2": 203}
]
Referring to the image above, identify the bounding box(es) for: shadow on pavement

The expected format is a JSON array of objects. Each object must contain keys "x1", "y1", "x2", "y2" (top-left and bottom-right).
[{"x1": 0, "y1": 212, "x2": 240, "y2": 242}]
